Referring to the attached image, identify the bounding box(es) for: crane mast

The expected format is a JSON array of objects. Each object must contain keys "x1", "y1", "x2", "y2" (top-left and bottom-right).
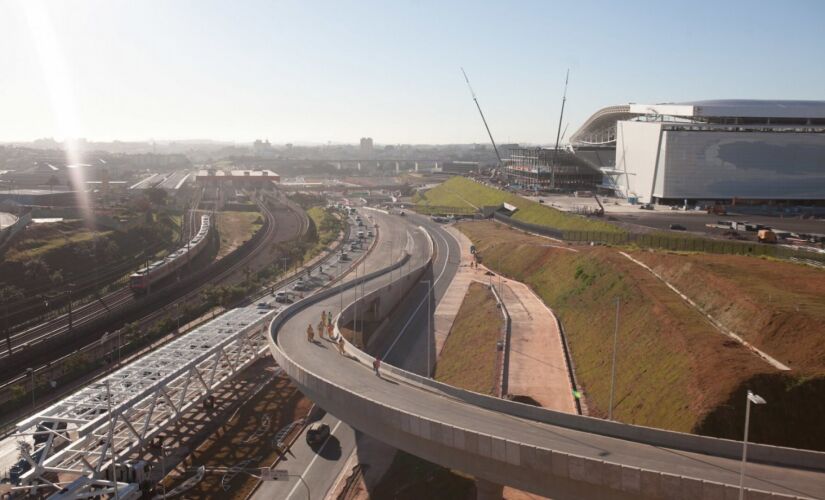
[{"x1": 461, "y1": 68, "x2": 503, "y2": 169}]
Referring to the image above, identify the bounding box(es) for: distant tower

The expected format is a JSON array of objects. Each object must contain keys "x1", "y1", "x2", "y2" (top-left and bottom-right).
[{"x1": 359, "y1": 137, "x2": 374, "y2": 154}]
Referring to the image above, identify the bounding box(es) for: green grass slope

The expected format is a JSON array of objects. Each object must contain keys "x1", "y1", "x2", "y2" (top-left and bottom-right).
[{"x1": 417, "y1": 176, "x2": 621, "y2": 233}]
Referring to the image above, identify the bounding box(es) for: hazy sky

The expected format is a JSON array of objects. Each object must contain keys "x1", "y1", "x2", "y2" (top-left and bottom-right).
[{"x1": 2, "y1": 0, "x2": 824, "y2": 145}]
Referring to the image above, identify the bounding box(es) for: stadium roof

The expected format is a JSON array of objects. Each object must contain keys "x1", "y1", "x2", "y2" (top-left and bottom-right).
[
  {"x1": 630, "y1": 99, "x2": 825, "y2": 120},
  {"x1": 569, "y1": 99, "x2": 825, "y2": 146}
]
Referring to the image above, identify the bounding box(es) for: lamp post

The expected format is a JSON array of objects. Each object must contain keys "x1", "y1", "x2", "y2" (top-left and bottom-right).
[
  {"x1": 27, "y1": 368, "x2": 35, "y2": 411},
  {"x1": 105, "y1": 380, "x2": 119, "y2": 500},
  {"x1": 608, "y1": 297, "x2": 620, "y2": 421},
  {"x1": 420, "y1": 280, "x2": 432, "y2": 377},
  {"x1": 739, "y1": 390, "x2": 767, "y2": 499}
]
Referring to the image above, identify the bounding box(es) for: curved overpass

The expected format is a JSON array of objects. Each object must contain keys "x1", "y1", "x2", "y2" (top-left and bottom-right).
[{"x1": 269, "y1": 214, "x2": 825, "y2": 499}]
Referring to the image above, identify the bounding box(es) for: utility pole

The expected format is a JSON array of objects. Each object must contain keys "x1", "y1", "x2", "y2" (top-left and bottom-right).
[{"x1": 608, "y1": 297, "x2": 619, "y2": 420}]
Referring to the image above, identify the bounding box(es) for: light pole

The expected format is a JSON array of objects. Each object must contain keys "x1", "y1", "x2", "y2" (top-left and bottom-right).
[
  {"x1": 105, "y1": 380, "x2": 119, "y2": 500},
  {"x1": 27, "y1": 368, "x2": 34, "y2": 411},
  {"x1": 739, "y1": 391, "x2": 767, "y2": 499},
  {"x1": 608, "y1": 297, "x2": 620, "y2": 421},
  {"x1": 420, "y1": 280, "x2": 432, "y2": 377}
]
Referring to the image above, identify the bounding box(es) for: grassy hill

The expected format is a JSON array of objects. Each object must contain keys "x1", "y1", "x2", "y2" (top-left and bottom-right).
[
  {"x1": 416, "y1": 176, "x2": 621, "y2": 233},
  {"x1": 458, "y1": 220, "x2": 825, "y2": 449}
]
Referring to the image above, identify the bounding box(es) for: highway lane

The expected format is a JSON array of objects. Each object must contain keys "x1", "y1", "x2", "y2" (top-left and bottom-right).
[
  {"x1": 253, "y1": 208, "x2": 439, "y2": 500},
  {"x1": 272, "y1": 219, "x2": 825, "y2": 498}
]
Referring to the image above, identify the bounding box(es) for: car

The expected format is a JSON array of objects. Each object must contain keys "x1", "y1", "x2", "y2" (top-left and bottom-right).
[
  {"x1": 399, "y1": 211, "x2": 406, "y2": 216},
  {"x1": 306, "y1": 422, "x2": 330, "y2": 447},
  {"x1": 274, "y1": 291, "x2": 289, "y2": 303},
  {"x1": 256, "y1": 302, "x2": 272, "y2": 309},
  {"x1": 669, "y1": 224, "x2": 687, "y2": 231},
  {"x1": 639, "y1": 203, "x2": 654, "y2": 210},
  {"x1": 357, "y1": 231, "x2": 365, "y2": 239},
  {"x1": 367, "y1": 230, "x2": 373, "y2": 237}
]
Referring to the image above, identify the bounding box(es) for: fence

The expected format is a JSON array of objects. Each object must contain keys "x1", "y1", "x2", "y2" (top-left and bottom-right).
[
  {"x1": 414, "y1": 205, "x2": 478, "y2": 216},
  {"x1": 491, "y1": 212, "x2": 825, "y2": 264}
]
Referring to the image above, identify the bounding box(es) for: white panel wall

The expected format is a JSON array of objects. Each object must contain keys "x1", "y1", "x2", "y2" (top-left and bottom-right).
[
  {"x1": 614, "y1": 121, "x2": 663, "y2": 202},
  {"x1": 660, "y1": 130, "x2": 825, "y2": 200}
]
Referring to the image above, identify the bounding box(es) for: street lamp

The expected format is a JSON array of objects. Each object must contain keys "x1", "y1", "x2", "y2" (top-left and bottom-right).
[
  {"x1": 420, "y1": 280, "x2": 432, "y2": 377},
  {"x1": 608, "y1": 297, "x2": 620, "y2": 421},
  {"x1": 27, "y1": 368, "x2": 35, "y2": 411},
  {"x1": 739, "y1": 390, "x2": 767, "y2": 499}
]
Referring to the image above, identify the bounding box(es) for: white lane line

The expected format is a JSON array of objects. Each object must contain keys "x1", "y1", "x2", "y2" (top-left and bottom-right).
[
  {"x1": 383, "y1": 224, "x2": 456, "y2": 358},
  {"x1": 285, "y1": 419, "x2": 344, "y2": 500}
]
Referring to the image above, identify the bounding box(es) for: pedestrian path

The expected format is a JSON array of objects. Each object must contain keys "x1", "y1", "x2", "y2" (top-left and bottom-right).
[{"x1": 439, "y1": 226, "x2": 576, "y2": 413}]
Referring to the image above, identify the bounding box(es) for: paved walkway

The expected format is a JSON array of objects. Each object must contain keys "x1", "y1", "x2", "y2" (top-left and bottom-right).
[{"x1": 439, "y1": 226, "x2": 576, "y2": 413}]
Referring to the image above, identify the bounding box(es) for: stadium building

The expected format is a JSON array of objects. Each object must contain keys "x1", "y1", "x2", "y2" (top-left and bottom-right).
[{"x1": 568, "y1": 99, "x2": 825, "y2": 204}]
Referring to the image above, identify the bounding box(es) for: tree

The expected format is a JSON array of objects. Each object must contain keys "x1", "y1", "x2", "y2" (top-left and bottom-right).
[
  {"x1": 46, "y1": 175, "x2": 60, "y2": 193},
  {"x1": 24, "y1": 258, "x2": 50, "y2": 284}
]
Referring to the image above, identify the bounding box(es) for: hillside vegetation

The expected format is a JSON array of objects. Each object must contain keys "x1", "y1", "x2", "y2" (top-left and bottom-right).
[
  {"x1": 435, "y1": 281, "x2": 502, "y2": 395},
  {"x1": 416, "y1": 176, "x2": 620, "y2": 233},
  {"x1": 458, "y1": 220, "x2": 825, "y2": 449}
]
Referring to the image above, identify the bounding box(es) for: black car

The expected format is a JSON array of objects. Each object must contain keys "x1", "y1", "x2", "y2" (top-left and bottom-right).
[
  {"x1": 669, "y1": 224, "x2": 687, "y2": 231},
  {"x1": 306, "y1": 422, "x2": 330, "y2": 447}
]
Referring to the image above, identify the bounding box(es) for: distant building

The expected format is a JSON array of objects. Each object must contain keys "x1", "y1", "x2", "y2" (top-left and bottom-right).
[
  {"x1": 569, "y1": 99, "x2": 825, "y2": 203},
  {"x1": 195, "y1": 169, "x2": 280, "y2": 187},
  {"x1": 360, "y1": 137, "x2": 374, "y2": 154},
  {"x1": 253, "y1": 139, "x2": 273, "y2": 155}
]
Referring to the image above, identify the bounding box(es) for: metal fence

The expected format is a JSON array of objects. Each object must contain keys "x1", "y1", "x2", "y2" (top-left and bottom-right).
[{"x1": 492, "y1": 213, "x2": 825, "y2": 264}]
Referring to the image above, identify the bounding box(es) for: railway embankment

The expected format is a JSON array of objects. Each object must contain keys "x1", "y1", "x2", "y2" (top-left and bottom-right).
[{"x1": 458, "y1": 220, "x2": 825, "y2": 451}]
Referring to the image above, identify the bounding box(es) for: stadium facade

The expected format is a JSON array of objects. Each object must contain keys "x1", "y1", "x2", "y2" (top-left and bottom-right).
[{"x1": 568, "y1": 99, "x2": 825, "y2": 204}]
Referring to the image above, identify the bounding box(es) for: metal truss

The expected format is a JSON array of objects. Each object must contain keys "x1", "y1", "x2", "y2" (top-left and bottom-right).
[{"x1": 14, "y1": 306, "x2": 274, "y2": 498}]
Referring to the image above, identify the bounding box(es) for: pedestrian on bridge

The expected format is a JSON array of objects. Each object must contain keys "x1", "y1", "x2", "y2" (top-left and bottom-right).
[
  {"x1": 327, "y1": 311, "x2": 333, "y2": 325},
  {"x1": 336, "y1": 336, "x2": 346, "y2": 356},
  {"x1": 373, "y1": 356, "x2": 382, "y2": 377},
  {"x1": 321, "y1": 310, "x2": 327, "y2": 326},
  {"x1": 306, "y1": 324, "x2": 315, "y2": 342},
  {"x1": 318, "y1": 320, "x2": 326, "y2": 339},
  {"x1": 327, "y1": 323, "x2": 334, "y2": 340}
]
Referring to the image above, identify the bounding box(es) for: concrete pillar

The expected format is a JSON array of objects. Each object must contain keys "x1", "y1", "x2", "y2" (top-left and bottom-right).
[
  {"x1": 476, "y1": 478, "x2": 503, "y2": 500},
  {"x1": 357, "y1": 162, "x2": 361, "y2": 171},
  {"x1": 395, "y1": 161, "x2": 400, "y2": 173},
  {"x1": 415, "y1": 162, "x2": 419, "y2": 172}
]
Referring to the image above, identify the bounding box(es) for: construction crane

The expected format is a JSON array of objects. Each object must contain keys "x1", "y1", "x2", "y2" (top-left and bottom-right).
[
  {"x1": 461, "y1": 68, "x2": 503, "y2": 170},
  {"x1": 551, "y1": 69, "x2": 570, "y2": 190}
]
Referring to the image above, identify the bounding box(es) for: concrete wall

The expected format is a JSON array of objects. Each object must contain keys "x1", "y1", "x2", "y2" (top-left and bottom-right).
[
  {"x1": 270, "y1": 287, "x2": 810, "y2": 499},
  {"x1": 615, "y1": 121, "x2": 663, "y2": 202},
  {"x1": 268, "y1": 233, "x2": 823, "y2": 499}
]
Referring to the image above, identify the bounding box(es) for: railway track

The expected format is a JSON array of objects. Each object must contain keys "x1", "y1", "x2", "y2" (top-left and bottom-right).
[{"x1": 0, "y1": 193, "x2": 296, "y2": 379}]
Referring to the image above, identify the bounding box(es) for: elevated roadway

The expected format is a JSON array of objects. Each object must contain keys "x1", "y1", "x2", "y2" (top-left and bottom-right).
[{"x1": 269, "y1": 215, "x2": 825, "y2": 499}]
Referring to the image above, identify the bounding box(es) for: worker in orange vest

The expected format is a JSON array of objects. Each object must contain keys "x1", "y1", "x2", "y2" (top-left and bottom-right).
[{"x1": 306, "y1": 324, "x2": 314, "y2": 342}]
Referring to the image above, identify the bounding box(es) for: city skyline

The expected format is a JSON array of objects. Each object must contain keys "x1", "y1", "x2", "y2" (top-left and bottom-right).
[{"x1": 2, "y1": 0, "x2": 824, "y2": 145}]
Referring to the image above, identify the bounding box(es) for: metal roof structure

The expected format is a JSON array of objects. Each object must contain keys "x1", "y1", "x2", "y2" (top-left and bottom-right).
[
  {"x1": 14, "y1": 305, "x2": 274, "y2": 498},
  {"x1": 569, "y1": 99, "x2": 825, "y2": 147}
]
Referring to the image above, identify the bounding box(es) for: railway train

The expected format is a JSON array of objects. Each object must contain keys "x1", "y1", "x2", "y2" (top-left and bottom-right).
[{"x1": 129, "y1": 215, "x2": 211, "y2": 294}]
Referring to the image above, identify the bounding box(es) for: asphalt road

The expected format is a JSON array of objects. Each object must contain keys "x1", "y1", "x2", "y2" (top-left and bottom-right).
[
  {"x1": 253, "y1": 209, "x2": 460, "y2": 499},
  {"x1": 271, "y1": 215, "x2": 825, "y2": 498}
]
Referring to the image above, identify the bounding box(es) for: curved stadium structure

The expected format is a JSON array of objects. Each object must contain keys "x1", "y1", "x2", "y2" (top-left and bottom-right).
[{"x1": 567, "y1": 99, "x2": 825, "y2": 204}]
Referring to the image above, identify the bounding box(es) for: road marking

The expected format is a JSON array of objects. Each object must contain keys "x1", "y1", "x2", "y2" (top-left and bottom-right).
[
  {"x1": 383, "y1": 224, "x2": 456, "y2": 358},
  {"x1": 285, "y1": 419, "x2": 344, "y2": 500}
]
